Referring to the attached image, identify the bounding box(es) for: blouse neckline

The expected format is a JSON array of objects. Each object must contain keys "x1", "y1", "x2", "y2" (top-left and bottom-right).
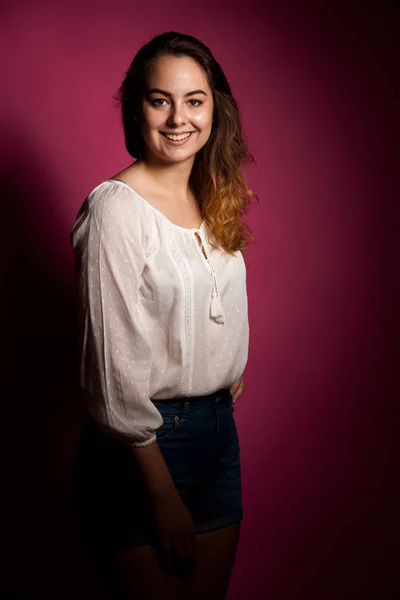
[{"x1": 105, "y1": 178, "x2": 206, "y2": 234}]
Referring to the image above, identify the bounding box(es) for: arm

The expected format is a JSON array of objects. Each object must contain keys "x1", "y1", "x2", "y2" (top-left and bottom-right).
[
  {"x1": 71, "y1": 184, "x2": 163, "y2": 446},
  {"x1": 71, "y1": 184, "x2": 196, "y2": 572},
  {"x1": 131, "y1": 442, "x2": 176, "y2": 498}
]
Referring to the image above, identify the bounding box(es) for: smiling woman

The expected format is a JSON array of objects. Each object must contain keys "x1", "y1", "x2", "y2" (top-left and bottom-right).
[
  {"x1": 70, "y1": 31, "x2": 257, "y2": 600},
  {"x1": 136, "y1": 54, "x2": 215, "y2": 168}
]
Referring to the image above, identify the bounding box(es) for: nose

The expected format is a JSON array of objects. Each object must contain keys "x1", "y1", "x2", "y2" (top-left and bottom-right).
[{"x1": 167, "y1": 102, "x2": 187, "y2": 127}]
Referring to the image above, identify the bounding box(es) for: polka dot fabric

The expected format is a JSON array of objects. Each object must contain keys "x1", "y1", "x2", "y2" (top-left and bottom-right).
[{"x1": 70, "y1": 179, "x2": 249, "y2": 447}]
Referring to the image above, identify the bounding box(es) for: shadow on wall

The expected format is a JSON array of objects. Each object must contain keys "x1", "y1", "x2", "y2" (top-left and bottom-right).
[{"x1": 0, "y1": 126, "x2": 105, "y2": 598}]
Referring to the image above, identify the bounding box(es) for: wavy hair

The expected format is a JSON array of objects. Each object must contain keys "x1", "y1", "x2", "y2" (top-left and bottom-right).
[{"x1": 114, "y1": 31, "x2": 258, "y2": 256}]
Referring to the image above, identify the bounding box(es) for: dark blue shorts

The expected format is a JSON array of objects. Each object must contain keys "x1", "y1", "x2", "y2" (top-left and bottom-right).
[{"x1": 72, "y1": 387, "x2": 242, "y2": 560}]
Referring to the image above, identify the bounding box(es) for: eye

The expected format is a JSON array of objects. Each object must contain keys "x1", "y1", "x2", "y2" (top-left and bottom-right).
[
  {"x1": 150, "y1": 98, "x2": 202, "y2": 107},
  {"x1": 151, "y1": 99, "x2": 168, "y2": 106}
]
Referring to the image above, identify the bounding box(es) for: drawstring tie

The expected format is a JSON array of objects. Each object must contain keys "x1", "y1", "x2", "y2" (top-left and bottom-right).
[{"x1": 196, "y1": 230, "x2": 226, "y2": 325}]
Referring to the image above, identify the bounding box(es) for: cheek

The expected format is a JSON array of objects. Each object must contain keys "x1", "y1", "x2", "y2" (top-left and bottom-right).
[
  {"x1": 192, "y1": 111, "x2": 213, "y2": 130},
  {"x1": 142, "y1": 109, "x2": 163, "y2": 130}
]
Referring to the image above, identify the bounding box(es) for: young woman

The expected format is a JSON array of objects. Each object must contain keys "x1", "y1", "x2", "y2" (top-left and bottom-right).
[{"x1": 71, "y1": 31, "x2": 257, "y2": 600}]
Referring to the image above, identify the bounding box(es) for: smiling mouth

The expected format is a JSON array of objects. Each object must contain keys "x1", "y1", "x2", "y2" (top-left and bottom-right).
[{"x1": 161, "y1": 132, "x2": 194, "y2": 141}]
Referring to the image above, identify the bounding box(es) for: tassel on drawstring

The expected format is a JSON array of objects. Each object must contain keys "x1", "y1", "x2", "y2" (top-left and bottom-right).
[
  {"x1": 210, "y1": 293, "x2": 226, "y2": 324},
  {"x1": 196, "y1": 228, "x2": 225, "y2": 324}
]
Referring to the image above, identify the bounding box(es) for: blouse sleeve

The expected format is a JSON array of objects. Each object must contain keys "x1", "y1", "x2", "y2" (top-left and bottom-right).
[{"x1": 71, "y1": 183, "x2": 163, "y2": 447}]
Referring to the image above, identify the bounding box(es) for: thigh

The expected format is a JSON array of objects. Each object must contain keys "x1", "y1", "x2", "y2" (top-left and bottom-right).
[
  {"x1": 101, "y1": 543, "x2": 187, "y2": 600},
  {"x1": 100, "y1": 524, "x2": 241, "y2": 600},
  {"x1": 186, "y1": 523, "x2": 241, "y2": 600}
]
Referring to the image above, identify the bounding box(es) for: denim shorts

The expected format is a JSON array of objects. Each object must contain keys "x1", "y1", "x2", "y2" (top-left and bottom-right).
[{"x1": 72, "y1": 387, "x2": 242, "y2": 560}]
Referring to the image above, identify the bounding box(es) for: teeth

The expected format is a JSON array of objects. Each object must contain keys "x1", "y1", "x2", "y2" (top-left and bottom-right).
[{"x1": 164, "y1": 133, "x2": 191, "y2": 141}]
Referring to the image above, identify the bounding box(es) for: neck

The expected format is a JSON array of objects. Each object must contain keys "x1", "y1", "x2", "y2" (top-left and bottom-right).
[{"x1": 140, "y1": 154, "x2": 195, "y2": 201}]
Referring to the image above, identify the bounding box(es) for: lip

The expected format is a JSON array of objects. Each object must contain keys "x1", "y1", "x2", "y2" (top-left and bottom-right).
[{"x1": 160, "y1": 132, "x2": 195, "y2": 146}]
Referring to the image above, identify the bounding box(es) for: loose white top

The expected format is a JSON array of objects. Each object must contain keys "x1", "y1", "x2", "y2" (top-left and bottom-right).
[{"x1": 70, "y1": 179, "x2": 249, "y2": 447}]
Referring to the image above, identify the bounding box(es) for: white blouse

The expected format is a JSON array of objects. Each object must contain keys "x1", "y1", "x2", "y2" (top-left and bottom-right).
[{"x1": 70, "y1": 179, "x2": 249, "y2": 447}]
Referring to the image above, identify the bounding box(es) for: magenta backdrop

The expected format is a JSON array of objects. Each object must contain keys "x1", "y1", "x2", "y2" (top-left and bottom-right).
[{"x1": 1, "y1": 1, "x2": 399, "y2": 598}]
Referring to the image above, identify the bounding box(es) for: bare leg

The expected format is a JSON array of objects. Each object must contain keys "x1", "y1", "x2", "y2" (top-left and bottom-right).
[
  {"x1": 99, "y1": 544, "x2": 186, "y2": 600},
  {"x1": 97, "y1": 522, "x2": 240, "y2": 599},
  {"x1": 185, "y1": 523, "x2": 241, "y2": 600}
]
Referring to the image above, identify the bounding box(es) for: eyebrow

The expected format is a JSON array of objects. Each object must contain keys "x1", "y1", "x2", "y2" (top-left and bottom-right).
[{"x1": 147, "y1": 88, "x2": 208, "y2": 98}]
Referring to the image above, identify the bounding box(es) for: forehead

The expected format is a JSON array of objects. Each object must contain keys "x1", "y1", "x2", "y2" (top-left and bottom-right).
[{"x1": 145, "y1": 55, "x2": 211, "y2": 93}]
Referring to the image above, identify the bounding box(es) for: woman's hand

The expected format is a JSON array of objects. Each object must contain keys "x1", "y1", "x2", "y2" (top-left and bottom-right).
[
  {"x1": 229, "y1": 374, "x2": 244, "y2": 403},
  {"x1": 131, "y1": 442, "x2": 196, "y2": 579},
  {"x1": 151, "y1": 490, "x2": 196, "y2": 580}
]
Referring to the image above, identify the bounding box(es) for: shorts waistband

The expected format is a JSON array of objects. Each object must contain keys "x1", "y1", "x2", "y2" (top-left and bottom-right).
[{"x1": 151, "y1": 387, "x2": 232, "y2": 405}]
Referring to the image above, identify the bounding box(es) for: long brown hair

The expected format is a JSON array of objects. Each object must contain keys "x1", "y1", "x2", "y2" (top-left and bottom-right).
[{"x1": 114, "y1": 31, "x2": 258, "y2": 256}]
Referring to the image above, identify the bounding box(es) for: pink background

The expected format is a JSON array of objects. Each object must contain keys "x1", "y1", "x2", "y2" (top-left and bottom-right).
[{"x1": 1, "y1": 1, "x2": 399, "y2": 598}]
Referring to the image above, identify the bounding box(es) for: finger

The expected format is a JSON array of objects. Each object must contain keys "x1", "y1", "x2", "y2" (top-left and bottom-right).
[
  {"x1": 158, "y1": 540, "x2": 172, "y2": 575},
  {"x1": 174, "y1": 539, "x2": 195, "y2": 563},
  {"x1": 174, "y1": 539, "x2": 196, "y2": 570},
  {"x1": 172, "y1": 548, "x2": 196, "y2": 581},
  {"x1": 233, "y1": 385, "x2": 244, "y2": 403},
  {"x1": 184, "y1": 537, "x2": 196, "y2": 564}
]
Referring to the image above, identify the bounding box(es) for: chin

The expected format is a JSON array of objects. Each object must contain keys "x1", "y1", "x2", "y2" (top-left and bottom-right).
[
  {"x1": 165, "y1": 153, "x2": 197, "y2": 164},
  {"x1": 156, "y1": 147, "x2": 199, "y2": 161}
]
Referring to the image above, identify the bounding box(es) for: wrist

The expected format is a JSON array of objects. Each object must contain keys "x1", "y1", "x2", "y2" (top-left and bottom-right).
[{"x1": 148, "y1": 483, "x2": 178, "y2": 503}]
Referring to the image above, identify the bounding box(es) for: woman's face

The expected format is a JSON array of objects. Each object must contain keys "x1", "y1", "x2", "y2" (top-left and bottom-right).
[{"x1": 138, "y1": 55, "x2": 214, "y2": 165}]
